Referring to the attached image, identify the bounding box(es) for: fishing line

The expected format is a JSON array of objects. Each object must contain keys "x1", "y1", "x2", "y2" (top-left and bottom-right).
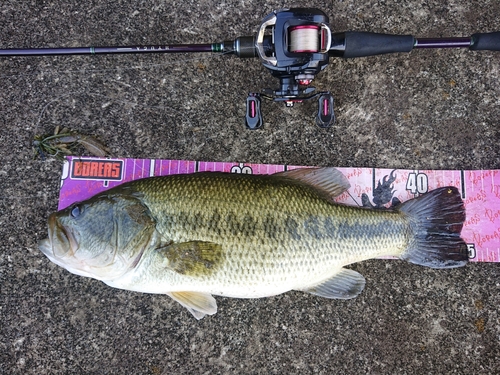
[
  {"x1": 0, "y1": 53, "x2": 227, "y2": 80},
  {"x1": 289, "y1": 25, "x2": 320, "y2": 53},
  {"x1": 33, "y1": 89, "x2": 198, "y2": 134},
  {"x1": 7, "y1": 51, "x2": 242, "y2": 136},
  {"x1": 346, "y1": 190, "x2": 362, "y2": 207},
  {"x1": 25, "y1": 56, "x2": 233, "y2": 133},
  {"x1": 33, "y1": 92, "x2": 81, "y2": 133}
]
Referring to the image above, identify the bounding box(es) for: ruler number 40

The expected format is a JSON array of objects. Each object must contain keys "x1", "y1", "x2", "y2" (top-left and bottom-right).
[{"x1": 406, "y1": 173, "x2": 428, "y2": 194}]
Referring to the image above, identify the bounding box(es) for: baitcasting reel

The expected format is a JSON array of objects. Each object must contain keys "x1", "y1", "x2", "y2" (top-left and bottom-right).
[
  {"x1": 1, "y1": 8, "x2": 499, "y2": 129},
  {"x1": 236, "y1": 9, "x2": 335, "y2": 129}
]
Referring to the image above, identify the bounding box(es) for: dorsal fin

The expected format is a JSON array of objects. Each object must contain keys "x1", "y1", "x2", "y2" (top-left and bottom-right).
[{"x1": 276, "y1": 167, "x2": 350, "y2": 200}]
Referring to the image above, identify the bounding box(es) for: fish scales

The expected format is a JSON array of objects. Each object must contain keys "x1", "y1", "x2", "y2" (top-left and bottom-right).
[
  {"x1": 39, "y1": 168, "x2": 468, "y2": 319},
  {"x1": 122, "y1": 173, "x2": 409, "y2": 296}
]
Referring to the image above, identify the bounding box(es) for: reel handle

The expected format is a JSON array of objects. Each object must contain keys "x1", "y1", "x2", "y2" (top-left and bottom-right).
[
  {"x1": 330, "y1": 30, "x2": 500, "y2": 58},
  {"x1": 331, "y1": 32, "x2": 414, "y2": 58}
]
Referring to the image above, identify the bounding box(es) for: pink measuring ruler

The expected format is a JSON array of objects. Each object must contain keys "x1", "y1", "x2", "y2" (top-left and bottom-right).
[{"x1": 57, "y1": 157, "x2": 500, "y2": 263}]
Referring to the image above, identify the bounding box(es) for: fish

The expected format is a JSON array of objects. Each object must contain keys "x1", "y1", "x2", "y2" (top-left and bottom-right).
[{"x1": 39, "y1": 168, "x2": 468, "y2": 319}]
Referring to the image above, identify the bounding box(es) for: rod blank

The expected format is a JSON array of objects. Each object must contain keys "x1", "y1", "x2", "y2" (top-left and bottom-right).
[{"x1": 0, "y1": 44, "x2": 218, "y2": 57}]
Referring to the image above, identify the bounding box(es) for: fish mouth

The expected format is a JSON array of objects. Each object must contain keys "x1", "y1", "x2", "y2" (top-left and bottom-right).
[
  {"x1": 39, "y1": 213, "x2": 79, "y2": 260},
  {"x1": 38, "y1": 238, "x2": 52, "y2": 258}
]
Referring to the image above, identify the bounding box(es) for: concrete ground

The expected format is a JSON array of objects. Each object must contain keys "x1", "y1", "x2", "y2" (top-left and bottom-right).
[{"x1": 1, "y1": 1, "x2": 499, "y2": 373}]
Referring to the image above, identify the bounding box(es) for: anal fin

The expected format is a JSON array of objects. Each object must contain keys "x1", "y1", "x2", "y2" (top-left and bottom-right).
[
  {"x1": 299, "y1": 268, "x2": 366, "y2": 299},
  {"x1": 167, "y1": 291, "x2": 217, "y2": 320}
]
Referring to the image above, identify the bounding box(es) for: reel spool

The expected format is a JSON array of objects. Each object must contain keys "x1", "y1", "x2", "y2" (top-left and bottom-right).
[
  {"x1": 289, "y1": 25, "x2": 320, "y2": 53},
  {"x1": 289, "y1": 25, "x2": 321, "y2": 53}
]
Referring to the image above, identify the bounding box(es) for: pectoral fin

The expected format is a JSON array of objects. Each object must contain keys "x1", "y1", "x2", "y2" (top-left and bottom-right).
[
  {"x1": 158, "y1": 241, "x2": 223, "y2": 277},
  {"x1": 300, "y1": 268, "x2": 366, "y2": 299},
  {"x1": 167, "y1": 291, "x2": 217, "y2": 320}
]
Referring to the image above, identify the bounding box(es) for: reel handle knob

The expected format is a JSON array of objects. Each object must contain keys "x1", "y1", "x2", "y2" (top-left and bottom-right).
[
  {"x1": 316, "y1": 93, "x2": 335, "y2": 128},
  {"x1": 245, "y1": 95, "x2": 263, "y2": 130}
]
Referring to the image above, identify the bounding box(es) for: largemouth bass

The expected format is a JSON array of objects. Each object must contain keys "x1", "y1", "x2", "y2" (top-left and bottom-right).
[{"x1": 39, "y1": 168, "x2": 468, "y2": 319}]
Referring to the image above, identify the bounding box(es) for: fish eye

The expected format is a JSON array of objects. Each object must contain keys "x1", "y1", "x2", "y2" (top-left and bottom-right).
[{"x1": 70, "y1": 205, "x2": 83, "y2": 218}]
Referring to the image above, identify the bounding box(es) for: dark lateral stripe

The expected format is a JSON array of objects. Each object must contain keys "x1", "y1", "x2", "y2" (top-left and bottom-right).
[{"x1": 173, "y1": 210, "x2": 400, "y2": 242}]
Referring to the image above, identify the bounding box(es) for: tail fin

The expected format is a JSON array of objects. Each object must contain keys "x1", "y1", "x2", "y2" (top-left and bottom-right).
[{"x1": 399, "y1": 187, "x2": 468, "y2": 268}]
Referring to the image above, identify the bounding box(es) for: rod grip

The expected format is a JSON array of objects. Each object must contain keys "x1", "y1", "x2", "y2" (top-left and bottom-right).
[
  {"x1": 470, "y1": 32, "x2": 500, "y2": 51},
  {"x1": 343, "y1": 32, "x2": 414, "y2": 58}
]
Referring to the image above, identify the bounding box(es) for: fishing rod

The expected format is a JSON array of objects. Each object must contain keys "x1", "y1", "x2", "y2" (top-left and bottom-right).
[{"x1": 1, "y1": 8, "x2": 499, "y2": 129}]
